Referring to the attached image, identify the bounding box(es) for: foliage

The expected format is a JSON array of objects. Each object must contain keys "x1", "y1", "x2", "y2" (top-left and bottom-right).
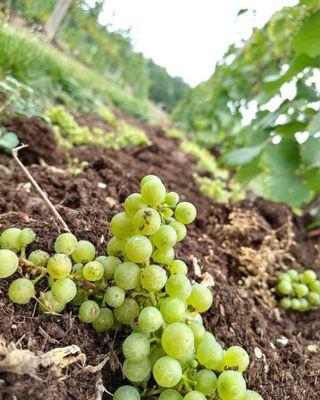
[
  {"x1": 173, "y1": 0, "x2": 320, "y2": 211},
  {"x1": 0, "y1": 126, "x2": 19, "y2": 153}
]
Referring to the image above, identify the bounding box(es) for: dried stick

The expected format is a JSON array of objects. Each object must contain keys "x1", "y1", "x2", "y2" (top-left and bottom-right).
[{"x1": 12, "y1": 145, "x2": 71, "y2": 232}]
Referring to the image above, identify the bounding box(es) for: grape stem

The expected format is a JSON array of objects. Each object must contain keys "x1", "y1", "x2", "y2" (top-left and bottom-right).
[
  {"x1": 12, "y1": 145, "x2": 71, "y2": 233},
  {"x1": 31, "y1": 271, "x2": 47, "y2": 285},
  {"x1": 19, "y1": 257, "x2": 47, "y2": 273}
]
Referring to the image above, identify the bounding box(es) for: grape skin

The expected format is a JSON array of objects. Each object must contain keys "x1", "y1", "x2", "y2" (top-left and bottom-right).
[
  {"x1": 153, "y1": 356, "x2": 182, "y2": 388},
  {"x1": 8, "y1": 278, "x2": 35, "y2": 304},
  {"x1": 174, "y1": 202, "x2": 197, "y2": 225},
  {"x1": 104, "y1": 286, "x2": 125, "y2": 308},
  {"x1": 184, "y1": 391, "x2": 206, "y2": 400},
  {"x1": 152, "y1": 247, "x2": 175, "y2": 265},
  {"x1": 165, "y1": 192, "x2": 179, "y2": 208},
  {"x1": 96, "y1": 255, "x2": 121, "y2": 279},
  {"x1": 169, "y1": 220, "x2": 187, "y2": 242},
  {"x1": 160, "y1": 297, "x2": 186, "y2": 323},
  {"x1": 113, "y1": 385, "x2": 140, "y2": 400},
  {"x1": 79, "y1": 300, "x2": 100, "y2": 323},
  {"x1": 19, "y1": 228, "x2": 36, "y2": 247},
  {"x1": 151, "y1": 225, "x2": 177, "y2": 249},
  {"x1": 168, "y1": 260, "x2": 188, "y2": 276},
  {"x1": 47, "y1": 253, "x2": 72, "y2": 279},
  {"x1": 165, "y1": 274, "x2": 191, "y2": 300},
  {"x1": 54, "y1": 233, "x2": 78, "y2": 255},
  {"x1": 114, "y1": 298, "x2": 139, "y2": 325},
  {"x1": 243, "y1": 390, "x2": 263, "y2": 400},
  {"x1": 217, "y1": 370, "x2": 246, "y2": 400},
  {"x1": 72, "y1": 240, "x2": 96, "y2": 263},
  {"x1": 38, "y1": 291, "x2": 66, "y2": 314},
  {"x1": 125, "y1": 235, "x2": 152, "y2": 263},
  {"x1": 52, "y1": 278, "x2": 77, "y2": 303},
  {"x1": 28, "y1": 250, "x2": 50, "y2": 267},
  {"x1": 106, "y1": 237, "x2": 126, "y2": 257},
  {"x1": 196, "y1": 336, "x2": 224, "y2": 370},
  {"x1": 110, "y1": 212, "x2": 134, "y2": 239},
  {"x1": 194, "y1": 369, "x2": 217, "y2": 396},
  {"x1": 82, "y1": 261, "x2": 104, "y2": 281},
  {"x1": 123, "y1": 357, "x2": 151, "y2": 383},
  {"x1": 187, "y1": 284, "x2": 213, "y2": 313},
  {"x1": 114, "y1": 262, "x2": 141, "y2": 290},
  {"x1": 92, "y1": 308, "x2": 114, "y2": 332},
  {"x1": 123, "y1": 333, "x2": 150, "y2": 362},
  {"x1": 161, "y1": 323, "x2": 195, "y2": 361},
  {"x1": 159, "y1": 389, "x2": 183, "y2": 400},
  {"x1": 222, "y1": 346, "x2": 250, "y2": 372},
  {"x1": 141, "y1": 180, "x2": 166, "y2": 206},
  {"x1": 0, "y1": 228, "x2": 21, "y2": 252},
  {"x1": 138, "y1": 306, "x2": 163, "y2": 332},
  {"x1": 133, "y1": 207, "x2": 161, "y2": 236},
  {"x1": 141, "y1": 264, "x2": 167, "y2": 292},
  {"x1": 124, "y1": 193, "x2": 147, "y2": 216},
  {"x1": 0, "y1": 249, "x2": 19, "y2": 278}
]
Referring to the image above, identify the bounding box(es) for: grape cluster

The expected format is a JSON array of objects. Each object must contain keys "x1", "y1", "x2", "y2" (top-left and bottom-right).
[
  {"x1": 277, "y1": 268, "x2": 320, "y2": 311},
  {"x1": 0, "y1": 175, "x2": 263, "y2": 400}
]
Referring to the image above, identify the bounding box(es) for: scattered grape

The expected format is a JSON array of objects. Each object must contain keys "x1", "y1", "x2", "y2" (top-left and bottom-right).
[
  {"x1": 175, "y1": 202, "x2": 196, "y2": 225},
  {"x1": 0, "y1": 228, "x2": 21, "y2": 252},
  {"x1": 124, "y1": 193, "x2": 147, "y2": 216},
  {"x1": 28, "y1": 250, "x2": 50, "y2": 267},
  {"x1": 47, "y1": 254, "x2": 72, "y2": 279},
  {"x1": 223, "y1": 346, "x2": 250, "y2": 372},
  {"x1": 52, "y1": 278, "x2": 77, "y2": 303},
  {"x1": 165, "y1": 274, "x2": 191, "y2": 300},
  {"x1": 168, "y1": 260, "x2": 188, "y2": 275},
  {"x1": 159, "y1": 389, "x2": 183, "y2": 400},
  {"x1": 79, "y1": 300, "x2": 100, "y2": 323},
  {"x1": 152, "y1": 247, "x2": 175, "y2": 265},
  {"x1": 196, "y1": 336, "x2": 224, "y2": 370},
  {"x1": 162, "y1": 323, "x2": 195, "y2": 361},
  {"x1": 184, "y1": 391, "x2": 206, "y2": 400},
  {"x1": 19, "y1": 228, "x2": 36, "y2": 247},
  {"x1": 194, "y1": 369, "x2": 217, "y2": 396},
  {"x1": 141, "y1": 179, "x2": 166, "y2": 206},
  {"x1": 169, "y1": 220, "x2": 187, "y2": 242},
  {"x1": 243, "y1": 390, "x2": 264, "y2": 400},
  {"x1": 187, "y1": 284, "x2": 213, "y2": 313},
  {"x1": 54, "y1": 233, "x2": 78, "y2": 255},
  {"x1": 0, "y1": 249, "x2": 19, "y2": 278},
  {"x1": 106, "y1": 237, "x2": 126, "y2": 257},
  {"x1": 72, "y1": 240, "x2": 96, "y2": 263},
  {"x1": 38, "y1": 290, "x2": 66, "y2": 314},
  {"x1": 8, "y1": 278, "x2": 35, "y2": 304},
  {"x1": 160, "y1": 297, "x2": 186, "y2": 323},
  {"x1": 152, "y1": 225, "x2": 177, "y2": 249},
  {"x1": 110, "y1": 212, "x2": 134, "y2": 239},
  {"x1": 165, "y1": 192, "x2": 179, "y2": 208}
]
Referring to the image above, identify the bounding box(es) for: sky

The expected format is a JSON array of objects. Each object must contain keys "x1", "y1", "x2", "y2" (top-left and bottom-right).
[{"x1": 98, "y1": 0, "x2": 298, "y2": 87}]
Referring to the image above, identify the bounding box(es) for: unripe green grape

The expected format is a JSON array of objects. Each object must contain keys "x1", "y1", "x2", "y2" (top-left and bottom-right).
[
  {"x1": 243, "y1": 389, "x2": 264, "y2": 400},
  {"x1": 141, "y1": 264, "x2": 167, "y2": 292},
  {"x1": 52, "y1": 278, "x2": 77, "y2": 303},
  {"x1": 48, "y1": 275, "x2": 55, "y2": 288},
  {"x1": 138, "y1": 306, "x2": 163, "y2": 332},
  {"x1": 151, "y1": 225, "x2": 177, "y2": 249},
  {"x1": 54, "y1": 233, "x2": 78, "y2": 255},
  {"x1": 276, "y1": 280, "x2": 292, "y2": 295},
  {"x1": 217, "y1": 370, "x2": 246, "y2": 400},
  {"x1": 114, "y1": 298, "x2": 139, "y2": 325},
  {"x1": 294, "y1": 283, "x2": 309, "y2": 298},
  {"x1": 114, "y1": 262, "x2": 141, "y2": 290},
  {"x1": 298, "y1": 298, "x2": 310, "y2": 311},
  {"x1": 150, "y1": 345, "x2": 165, "y2": 368},
  {"x1": 47, "y1": 254, "x2": 72, "y2": 279},
  {"x1": 287, "y1": 269, "x2": 299, "y2": 281},
  {"x1": 125, "y1": 235, "x2": 152, "y2": 263},
  {"x1": 188, "y1": 320, "x2": 205, "y2": 346},
  {"x1": 196, "y1": 336, "x2": 224, "y2": 370},
  {"x1": 38, "y1": 290, "x2": 66, "y2": 314},
  {"x1": 104, "y1": 286, "x2": 125, "y2": 308},
  {"x1": 19, "y1": 228, "x2": 36, "y2": 247},
  {"x1": 0, "y1": 249, "x2": 19, "y2": 278},
  {"x1": 174, "y1": 202, "x2": 196, "y2": 225},
  {"x1": 133, "y1": 207, "x2": 161, "y2": 235},
  {"x1": 123, "y1": 333, "x2": 150, "y2": 362},
  {"x1": 160, "y1": 297, "x2": 186, "y2": 323},
  {"x1": 123, "y1": 357, "x2": 151, "y2": 383},
  {"x1": 141, "y1": 180, "x2": 166, "y2": 206},
  {"x1": 83, "y1": 261, "x2": 104, "y2": 281},
  {"x1": 222, "y1": 346, "x2": 250, "y2": 372},
  {"x1": 159, "y1": 389, "x2": 183, "y2": 400},
  {"x1": 153, "y1": 356, "x2": 182, "y2": 387},
  {"x1": 186, "y1": 310, "x2": 203, "y2": 324},
  {"x1": 307, "y1": 292, "x2": 320, "y2": 306},
  {"x1": 92, "y1": 307, "x2": 114, "y2": 332},
  {"x1": 309, "y1": 280, "x2": 320, "y2": 294},
  {"x1": 0, "y1": 228, "x2": 21, "y2": 252},
  {"x1": 72, "y1": 240, "x2": 95, "y2": 263},
  {"x1": 124, "y1": 193, "x2": 147, "y2": 216},
  {"x1": 110, "y1": 212, "x2": 134, "y2": 239},
  {"x1": 161, "y1": 323, "x2": 195, "y2": 361},
  {"x1": 169, "y1": 220, "x2": 187, "y2": 242},
  {"x1": 300, "y1": 269, "x2": 317, "y2": 285},
  {"x1": 161, "y1": 207, "x2": 174, "y2": 219},
  {"x1": 168, "y1": 260, "x2": 188, "y2": 275},
  {"x1": 8, "y1": 278, "x2": 35, "y2": 304},
  {"x1": 194, "y1": 369, "x2": 217, "y2": 396},
  {"x1": 290, "y1": 298, "x2": 301, "y2": 310},
  {"x1": 79, "y1": 300, "x2": 100, "y2": 323},
  {"x1": 72, "y1": 263, "x2": 84, "y2": 277},
  {"x1": 140, "y1": 175, "x2": 162, "y2": 188},
  {"x1": 184, "y1": 391, "x2": 206, "y2": 400},
  {"x1": 278, "y1": 272, "x2": 290, "y2": 281},
  {"x1": 279, "y1": 297, "x2": 291, "y2": 309},
  {"x1": 152, "y1": 247, "x2": 174, "y2": 265},
  {"x1": 106, "y1": 237, "x2": 126, "y2": 257},
  {"x1": 113, "y1": 385, "x2": 140, "y2": 400},
  {"x1": 187, "y1": 284, "x2": 213, "y2": 313},
  {"x1": 165, "y1": 192, "x2": 179, "y2": 208},
  {"x1": 28, "y1": 250, "x2": 50, "y2": 267},
  {"x1": 96, "y1": 255, "x2": 121, "y2": 279},
  {"x1": 165, "y1": 274, "x2": 191, "y2": 300}
]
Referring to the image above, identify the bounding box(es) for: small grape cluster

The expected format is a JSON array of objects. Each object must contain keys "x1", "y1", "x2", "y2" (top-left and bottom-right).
[
  {"x1": 277, "y1": 268, "x2": 320, "y2": 312},
  {"x1": 0, "y1": 175, "x2": 263, "y2": 400}
]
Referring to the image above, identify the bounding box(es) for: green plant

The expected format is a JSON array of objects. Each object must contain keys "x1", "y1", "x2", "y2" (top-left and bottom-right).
[{"x1": 0, "y1": 126, "x2": 19, "y2": 153}]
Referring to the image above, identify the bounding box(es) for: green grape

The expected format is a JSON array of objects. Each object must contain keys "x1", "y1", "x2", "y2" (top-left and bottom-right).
[
  {"x1": 124, "y1": 193, "x2": 147, "y2": 216},
  {"x1": 186, "y1": 310, "x2": 203, "y2": 324},
  {"x1": 141, "y1": 180, "x2": 166, "y2": 206},
  {"x1": 123, "y1": 333, "x2": 150, "y2": 362},
  {"x1": 160, "y1": 297, "x2": 186, "y2": 323},
  {"x1": 307, "y1": 292, "x2": 320, "y2": 306},
  {"x1": 165, "y1": 192, "x2": 179, "y2": 208},
  {"x1": 72, "y1": 240, "x2": 96, "y2": 263},
  {"x1": 83, "y1": 261, "x2": 104, "y2": 281},
  {"x1": 165, "y1": 274, "x2": 191, "y2": 300},
  {"x1": 38, "y1": 290, "x2": 66, "y2": 314},
  {"x1": 123, "y1": 357, "x2": 151, "y2": 383},
  {"x1": 161, "y1": 207, "x2": 174, "y2": 219},
  {"x1": 279, "y1": 297, "x2": 291, "y2": 309},
  {"x1": 217, "y1": 371, "x2": 246, "y2": 400},
  {"x1": 96, "y1": 255, "x2": 121, "y2": 279},
  {"x1": 287, "y1": 269, "x2": 299, "y2": 281},
  {"x1": 0, "y1": 228, "x2": 21, "y2": 252},
  {"x1": 188, "y1": 321, "x2": 205, "y2": 346},
  {"x1": 187, "y1": 284, "x2": 213, "y2": 313},
  {"x1": 151, "y1": 225, "x2": 177, "y2": 249},
  {"x1": 194, "y1": 369, "x2": 217, "y2": 396},
  {"x1": 106, "y1": 237, "x2": 126, "y2": 257},
  {"x1": 278, "y1": 272, "x2": 290, "y2": 281},
  {"x1": 159, "y1": 389, "x2": 183, "y2": 400},
  {"x1": 294, "y1": 283, "x2": 309, "y2": 298},
  {"x1": 300, "y1": 269, "x2": 317, "y2": 284},
  {"x1": 8, "y1": 278, "x2": 35, "y2": 304},
  {"x1": 161, "y1": 323, "x2": 195, "y2": 361},
  {"x1": 276, "y1": 280, "x2": 292, "y2": 295},
  {"x1": 196, "y1": 336, "x2": 224, "y2": 370},
  {"x1": 113, "y1": 385, "x2": 140, "y2": 400},
  {"x1": 140, "y1": 175, "x2": 162, "y2": 188},
  {"x1": 133, "y1": 207, "x2": 161, "y2": 235},
  {"x1": 48, "y1": 275, "x2": 55, "y2": 288},
  {"x1": 19, "y1": 228, "x2": 36, "y2": 247},
  {"x1": 92, "y1": 307, "x2": 114, "y2": 332},
  {"x1": 141, "y1": 264, "x2": 167, "y2": 292},
  {"x1": 47, "y1": 254, "x2": 72, "y2": 279},
  {"x1": 243, "y1": 390, "x2": 263, "y2": 400},
  {"x1": 222, "y1": 346, "x2": 250, "y2": 372},
  {"x1": 28, "y1": 250, "x2": 50, "y2": 267},
  {"x1": 72, "y1": 263, "x2": 84, "y2": 277},
  {"x1": 114, "y1": 262, "x2": 141, "y2": 290},
  {"x1": 114, "y1": 298, "x2": 139, "y2": 324},
  {"x1": 174, "y1": 202, "x2": 196, "y2": 225},
  {"x1": 52, "y1": 278, "x2": 77, "y2": 303},
  {"x1": 290, "y1": 298, "x2": 301, "y2": 310},
  {"x1": 104, "y1": 286, "x2": 125, "y2": 308},
  {"x1": 169, "y1": 220, "x2": 187, "y2": 242},
  {"x1": 110, "y1": 212, "x2": 134, "y2": 239},
  {"x1": 79, "y1": 300, "x2": 100, "y2": 323},
  {"x1": 125, "y1": 235, "x2": 152, "y2": 263},
  {"x1": 298, "y1": 298, "x2": 309, "y2": 311},
  {"x1": 152, "y1": 247, "x2": 174, "y2": 265},
  {"x1": 309, "y1": 280, "x2": 320, "y2": 294},
  {"x1": 138, "y1": 306, "x2": 163, "y2": 332},
  {"x1": 0, "y1": 249, "x2": 19, "y2": 278},
  {"x1": 184, "y1": 391, "x2": 206, "y2": 400},
  {"x1": 153, "y1": 356, "x2": 182, "y2": 387},
  {"x1": 150, "y1": 345, "x2": 165, "y2": 368},
  {"x1": 54, "y1": 233, "x2": 78, "y2": 255},
  {"x1": 168, "y1": 260, "x2": 188, "y2": 275}
]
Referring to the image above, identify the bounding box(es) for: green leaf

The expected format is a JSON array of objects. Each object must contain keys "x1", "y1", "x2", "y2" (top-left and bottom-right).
[
  {"x1": 237, "y1": 8, "x2": 249, "y2": 16},
  {"x1": 262, "y1": 139, "x2": 300, "y2": 173},
  {"x1": 234, "y1": 158, "x2": 262, "y2": 183},
  {"x1": 0, "y1": 132, "x2": 19, "y2": 153},
  {"x1": 301, "y1": 168, "x2": 320, "y2": 192},
  {"x1": 296, "y1": 80, "x2": 319, "y2": 102},
  {"x1": 275, "y1": 121, "x2": 307, "y2": 138},
  {"x1": 300, "y1": 136, "x2": 320, "y2": 167},
  {"x1": 307, "y1": 112, "x2": 320, "y2": 134},
  {"x1": 292, "y1": 11, "x2": 320, "y2": 57},
  {"x1": 221, "y1": 144, "x2": 264, "y2": 166}
]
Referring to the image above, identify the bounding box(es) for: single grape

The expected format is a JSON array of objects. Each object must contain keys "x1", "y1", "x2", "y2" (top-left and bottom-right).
[
  {"x1": 278, "y1": 272, "x2": 291, "y2": 281},
  {"x1": 243, "y1": 389, "x2": 264, "y2": 400},
  {"x1": 123, "y1": 357, "x2": 151, "y2": 383},
  {"x1": 276, "y1": 280, "x2": 292, "y2": 295},
  {"x1": 196, "y1": 336, "x2": 224, "y2": 370},
  {"x1": 19, "y1": 228, "x2": 36, "y2": 247},
  {"x1": 187, "y1": 284, "x2": 213, "y2": 313},
  {"x1": 0, "y1": 249, "x2": 19, "y2": 278},
  {"x1": 151, "y1": 225, "x2": 177, "y2": 249},
  {"x1": 106, "y1": 237, "x2": 127, "y2": 257},
  {"x1": 54, "y1": 233, "x2": 78, "y2": 255},
  {"x1": 152, "y1": 247, "x2": 175, "y2": 265},
  {"x1": 194, "y1": 369, "x2": 217, "y2": 396},
  {"x1": 287, "y1": 269, "x2": 299, "y2": 281},
  {"x1": 28, "y1": 250, "x2": 50, "y2": 267},
  {"x1": 83, "y1": 261, "x2": 104, "y2": 281},
  {"x1": 159, "y1": 389, "x2": 183, "y2": 400},
  {"x1": 52, "y1": 278, "x2": 77, "y2": 303},
  {"x1": 141, "y1": 264, "x2": 167, "y2": 292},
  {"x1": 125, "y1": 235, "x2": 152, "y2": 263},
  {"x1": 92, "y1": 307, "x2": 114, "y2": 332},
  {"x1": 8, "y1": 278, "x2": 35, "y2": 304},
  {"x1": 123, "y1": 333, "x2": 150, "y2": 362},
  {"x1": 279, "y1": 297, "x2": 291, "y2": 309},
  {"x1": 188, "y1": 320, "x2": 205, "y2": 346},
  {"x1": 110, "y1": 212, "x2": 134, "y2": 239},
  {"x1": 138, "y1": 306, "x2": 163, "y2": 332},
  {"x1": 184, "y1": 391, "x2": 206, "y2": 400},
  {"x1": 113, "y1": 385, "x2": 140, "y2": 400},
  {"x1": 79, "y1": 300, "x2": 100, "y2": 323},
  {"x1": 217, "y1": 371, "x2": 246, "y2": 400},
  {"x1": 124, "y1": 193, "x2": 147, "y2": 216},
  {"x1": 114, "y1": 262, "x2": 141, "y2": 290},
  {"x1": 153, "y1": 356, "x2": 182, "y2": 387},
  {"x1": 307, "y1": 292, "x2": 320, "y2": 306},
  {"x1": 168, "y1": 260, "x2": 188, "y2": 276},
  {"x1": 140, "y1": 175, "x2": 162, "y2": 188},
  {"x1": 294, "y1": 283, "x2": 309, "y2": 298},
  {"x1": 114, "y1": 298, "x2": 139, "y2": 325},
  {"x1": 223, "y1": 346, "x2": 250, "y2": 372},
  {"x1": 300, "y1": 269, "x2": 317, "y2": 285},
  {"x1": 309, "y1": 280, "x2": 320, "y2": 294},
  {"x1": 298, "y1": 298, "x2": 310, "y2": 312},
  {"x1": 174, "y1": 202, "x2": 196, "y2": 225},
  {"x1": 290, "y1": 298, "x2": 301, "y2": 310},
  {"x1": 150, "y1": 345, "x2": 165, "y2": 368},
  {"x1": 96, "y1": 255, "x2": 121, "y2": 279},
  {"x1": 133, "y1": 207, "x2": 161, "y2": 236},
  {"x1": 104, "y1": 286, "x2": 125, "y2": 308},
  {"x1": 47, "y1": 254, "x2": 72, "y2": 279},
  {"x1": 72, "y1": 263, "x2": 84, "y2": 278},
  {"x1": 165, "y1": 192, "x2": 179, "y2": 208},
  {"x1": 161, "y1": 323, "x2": 195, "y2": 361},
  {"x1": 72, "y1": 240, "x2": 96, "y2": 263},
  {"x1": 160, "y1": 297, "x2": 186, "y2": 323},
  {"x1": 141, "y1": 180, "x2": 166, "y2": 206},
  {"x1": 186, "y1": 310, "x2": 203, "y2": 324},
  {"x1": 38, "y1": 290, "x2": 66, "y2": 314},
  {"x1": 0, "y1": 228, "x2": 21, "y2": 252},
  {"x1": 169, "y1": 220, "x2": 187, "y2": 242},
  {"x1": 165, "y1": 274, "x2": 191, "y2": 300}
]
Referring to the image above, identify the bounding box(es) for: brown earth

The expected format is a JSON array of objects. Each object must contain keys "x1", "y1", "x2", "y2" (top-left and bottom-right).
[{"x1": 0, "y1": 115, "x2": 319, "y2": 400}]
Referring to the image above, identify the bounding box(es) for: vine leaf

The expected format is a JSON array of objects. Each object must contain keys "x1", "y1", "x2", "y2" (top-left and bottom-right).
[{"x1": 292, "y1": 11, "x2": 320, "y2": 57}]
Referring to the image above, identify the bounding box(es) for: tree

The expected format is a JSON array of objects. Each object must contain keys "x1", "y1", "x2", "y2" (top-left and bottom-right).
[{"x1": 44, "y1": 0, "x2": 72, "y2": 41}]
